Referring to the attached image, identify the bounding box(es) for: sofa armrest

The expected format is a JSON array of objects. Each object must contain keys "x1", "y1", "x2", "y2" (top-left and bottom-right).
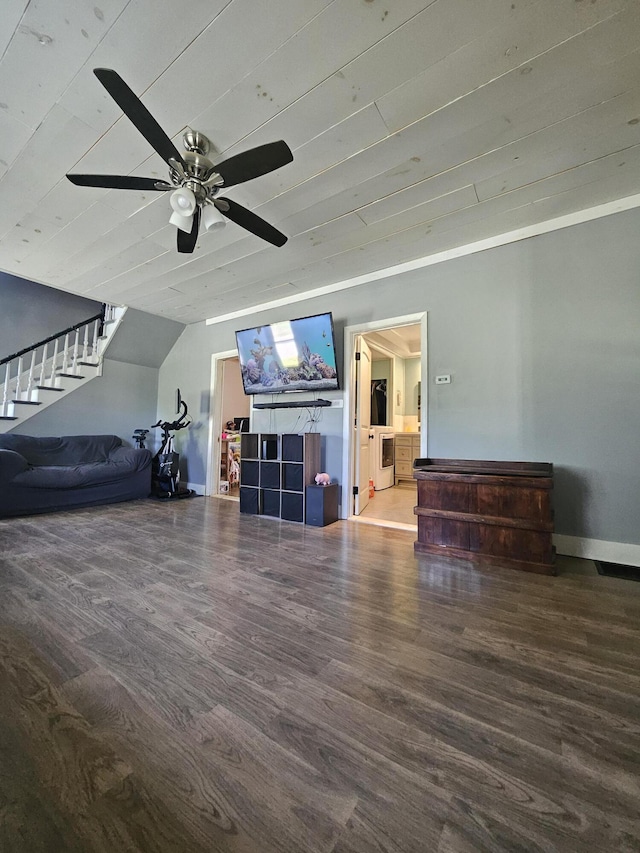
[
  {"x1": 108, "y1": 446, "x2": 152, "y2": 471},
  {"x1": 0, "y1": 449, "x2": 29, "y2": 485}
]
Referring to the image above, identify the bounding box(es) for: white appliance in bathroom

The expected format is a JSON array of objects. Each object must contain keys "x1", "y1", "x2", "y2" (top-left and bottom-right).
[{"x1": 370, "y1": 426, "x2": 395, "y2": 490}]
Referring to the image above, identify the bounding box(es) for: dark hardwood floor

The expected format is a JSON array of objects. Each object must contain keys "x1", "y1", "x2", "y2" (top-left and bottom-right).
[{"x1": 1, "y1": 497, "x2": 639, "y2": 852}]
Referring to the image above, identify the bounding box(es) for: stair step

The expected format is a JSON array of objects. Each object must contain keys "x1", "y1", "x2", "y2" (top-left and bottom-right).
[
  {"x1": 0, "y1": 415, "x2": 18, "y2": 420},
  {"x1": 78, "y1": 361, "x2": 100, "y2": 366},
  {"x1": 11, "y1": 400, "x2": 42, "y2": 406},
  {"x1": 37, "y1": 385, "x2": 64, "y2": 392},
  {"x1": 56, "y1": 373, "x2": 86, "y2": 379}
]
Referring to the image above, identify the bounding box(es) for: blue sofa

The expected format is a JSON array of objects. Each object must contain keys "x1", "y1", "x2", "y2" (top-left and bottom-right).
[{"x1": 0, "y1": 434, "x2": 152, "y2": 518}]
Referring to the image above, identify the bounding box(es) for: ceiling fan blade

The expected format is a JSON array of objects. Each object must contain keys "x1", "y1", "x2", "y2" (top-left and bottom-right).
[
  {"x1": 66, "y1": 174, "x2": 172, "y2": 191},
  {"x1": 177, "y1": 206, "x2": 200, "y2": 254},
  {"x1": 93, "y1": 68, "x2": 187, "y2": 169},
  {"x1": 216, "y1": 197, "x2": 287, "y2": 247},
  {"x1": 213, "y1": 141, "x2": 293, "y2": 188}
]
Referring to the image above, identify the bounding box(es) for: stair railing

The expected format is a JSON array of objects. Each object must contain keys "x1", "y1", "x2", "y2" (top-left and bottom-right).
[{"x1": 0, "y1": 303, "x2": 114, "y2": 418}]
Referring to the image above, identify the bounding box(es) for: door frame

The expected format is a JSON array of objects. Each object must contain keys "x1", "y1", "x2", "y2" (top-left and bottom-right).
[
  {"x1": 206, "y1": 348, "x2": 247, "y2": 497},
  {"x1": 353, "y1": 334, "x2": 373, "y2": 516},
  {"x1": 341, "y1": 312, "x2": 428, "y2": 519}
]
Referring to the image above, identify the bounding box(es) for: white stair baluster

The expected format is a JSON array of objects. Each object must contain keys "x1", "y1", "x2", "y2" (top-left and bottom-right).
[
  {"x1": 1, "y1": 362, "x2": 10, "y2": 416},
  {"x1": 49, "y1": 338, "x2": 60, "y2": 385},
  {"x1": 82, "y1": 323, "x2": 89, "y2": 362},
  {"x1": 39, "y1": 342, "x2": 49, "y2": 386},
  {"x1": 71, "y1": 329, "x2": 80, "y2": 373},
  {"x1": 93, "y1": 319, "x2": 99, "y2": 351},
  {"x1": 61, "y1": 334, "x2": 70, "y2": 375},
  {"x1": 91, "y1": 319, "x2": 99, "y2": 361},
  {"x1": 26, "y1": 350, "x2": 36, "y2": 400},
  {"x1": 14, "y1": 356, "x2": 23, "y2": 400}
]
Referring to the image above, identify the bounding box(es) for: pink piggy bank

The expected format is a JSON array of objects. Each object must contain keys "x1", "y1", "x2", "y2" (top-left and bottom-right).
[{"x1": 314, "y1": 472, "x2": 331, "y2": 485}]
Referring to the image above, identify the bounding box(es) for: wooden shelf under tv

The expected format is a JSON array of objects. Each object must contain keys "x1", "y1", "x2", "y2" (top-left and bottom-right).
[{"x1": 252, "y1": 399, "x2": 332, "y2": 409}]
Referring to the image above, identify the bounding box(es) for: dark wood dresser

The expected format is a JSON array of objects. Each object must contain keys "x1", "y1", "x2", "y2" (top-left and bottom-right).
[{"x1": 413, "y1": 458, "x2": 555, "y2": 574}]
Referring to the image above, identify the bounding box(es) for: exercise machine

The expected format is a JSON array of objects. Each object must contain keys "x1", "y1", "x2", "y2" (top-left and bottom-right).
[{"x1": 150, "y1": 390, "x2": 194, "y2": 499}]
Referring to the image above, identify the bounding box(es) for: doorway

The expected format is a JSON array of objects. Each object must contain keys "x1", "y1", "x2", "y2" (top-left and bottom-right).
[
  {"x1": 206, "y1": 350, "x2": 250, "y2": 500},
  {"x1": 342, "y1": 313, "x2": 427, "y2": 531}
]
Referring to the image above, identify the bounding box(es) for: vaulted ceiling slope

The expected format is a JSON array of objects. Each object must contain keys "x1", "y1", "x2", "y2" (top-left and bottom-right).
[{"x1": 1, "y1": 0, "x2": 639, "y2": 324}]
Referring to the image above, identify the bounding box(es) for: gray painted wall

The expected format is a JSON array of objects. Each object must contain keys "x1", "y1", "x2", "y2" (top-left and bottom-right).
[
  {"x1": 0, "y1": 272, "x2": 101, "y2": 360},
  {"x1": 105, "y1": 307, "x2": 184, "y2": 368},
  {"x1": 158, "y1": 207, "x2": 640, "y2": 546}
]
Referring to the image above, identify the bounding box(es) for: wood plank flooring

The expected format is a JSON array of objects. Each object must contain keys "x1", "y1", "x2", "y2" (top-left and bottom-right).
[
  {"x1": 358, "y1": 483, "x2": 417, "y2": 527},
  {"x1": 1, "y1": 497, "x2": 639, "y2": 852}
]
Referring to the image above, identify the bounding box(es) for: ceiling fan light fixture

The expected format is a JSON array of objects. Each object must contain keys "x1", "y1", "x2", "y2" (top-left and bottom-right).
[
  {"x1": 170, "y1": 186, "x2": 196, "y2": 216},
  {"x1": 169, "y1": 210, "x2": 195, "y2": 233},
  {"x1": 202, "y1": 204, "x2": 226, "y2": 232}
]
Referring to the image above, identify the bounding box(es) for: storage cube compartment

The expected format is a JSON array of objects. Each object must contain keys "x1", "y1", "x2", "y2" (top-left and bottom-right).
[
  {"x1": 261, "y1": 489, "x2": 281, "y2": 518},
  {"x1": 260, "y1": 434, "x2": 279, "y2": 459},
  {"x1": 281, "y1": 492, "x2": 304, "y2": 523},
  {"x1": 282, "y1": 434, "x2": 303, "y2": 462},
  {"x1": 240, "y1": 460, "x2": 259, "y2": 487},
  {"x1": 241, "y1": 433, "x2": 258, "y2": 460},
  {"x1": 239, "y1": 486, "x2": 260, "y2": 515},
  {"x1": 260, "y1": 461, "x2": 281, "y2": 489},
  {"x1": 282, "y1": 462, "x2": 304, "y2": 492}
]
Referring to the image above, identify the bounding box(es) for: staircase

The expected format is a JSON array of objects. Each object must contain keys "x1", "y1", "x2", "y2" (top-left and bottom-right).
[{"x1": 0, "y1": 304, "x2": 126, "y2": 434}]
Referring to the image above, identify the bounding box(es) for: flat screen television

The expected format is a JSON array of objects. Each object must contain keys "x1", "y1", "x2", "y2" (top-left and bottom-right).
[{"x1": 235, "y1": 312, "x2": 339, "y2": 396}]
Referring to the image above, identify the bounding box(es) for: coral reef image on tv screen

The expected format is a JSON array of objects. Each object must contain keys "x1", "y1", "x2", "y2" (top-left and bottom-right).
[{"x1": 236, "y1": 313, "x2": 339, "y2": 395}]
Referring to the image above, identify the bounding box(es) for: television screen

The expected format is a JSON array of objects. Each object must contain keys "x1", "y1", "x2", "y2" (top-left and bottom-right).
[{"x1": 235, "y1": 312, "x2": 339, "y2": 395}]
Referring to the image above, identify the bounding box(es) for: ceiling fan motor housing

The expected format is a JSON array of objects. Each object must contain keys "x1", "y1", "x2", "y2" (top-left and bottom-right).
[
  {"x1": 183, "y1": 129, "x2": 210, "y2": 156},
  {"x1": 172, "y1": 150, "x2": 212, "y2": 183}
]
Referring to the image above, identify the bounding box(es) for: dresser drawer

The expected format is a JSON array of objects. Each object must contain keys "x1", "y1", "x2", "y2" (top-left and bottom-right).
[
  {"x1": 394, "y1": 460, "x2": 412, "y2": 476},
  {"x1": 395, "y1": 446, "x2": 412, "y2": 462},
  {"x1": 395, "y1": 434, "x2": 413, "y2": 447}
]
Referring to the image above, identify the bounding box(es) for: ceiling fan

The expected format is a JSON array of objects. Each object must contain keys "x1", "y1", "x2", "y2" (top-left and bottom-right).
[{"x1": 66, "y1": 68, "x2": 293, "y2": 254}]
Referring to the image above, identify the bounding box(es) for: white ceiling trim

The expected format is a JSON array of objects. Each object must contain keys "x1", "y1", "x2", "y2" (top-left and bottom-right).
[{"x1": 205, "y1": 191, "x2": 640, "y2": 326}]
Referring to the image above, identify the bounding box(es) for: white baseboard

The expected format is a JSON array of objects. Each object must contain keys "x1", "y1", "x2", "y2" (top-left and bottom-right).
[
  {"x1": 184, "y1": 482, "x2": 206, "y2": 496},
  {"x1": 554, "y1": 534, "x2": 640, "y2": 567}
]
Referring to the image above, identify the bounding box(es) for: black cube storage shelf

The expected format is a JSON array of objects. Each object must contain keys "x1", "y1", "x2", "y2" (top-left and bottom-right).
[
  {"x1": 262, "y1": 488, "x2": 281, "y2": 518},
  {"x1": 239, "y1": 432, "x2": 321, "y2": 523}
]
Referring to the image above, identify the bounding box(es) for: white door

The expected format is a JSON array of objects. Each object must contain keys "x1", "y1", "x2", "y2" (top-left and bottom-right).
[{"x1": 353, "y1": 335, "x2": 372, "y2": 515}]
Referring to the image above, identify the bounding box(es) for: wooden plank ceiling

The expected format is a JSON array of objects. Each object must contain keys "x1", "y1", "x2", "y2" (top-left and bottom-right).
[{"x1": 0, "y1": 0, "x2": 639, "y2": 323}]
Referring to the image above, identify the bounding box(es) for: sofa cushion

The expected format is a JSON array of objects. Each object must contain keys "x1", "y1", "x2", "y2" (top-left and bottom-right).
[
  {"x1": 0, "y1": 434, "x2": 123, "y2": 466},
  {"x1": 11, "y1": 456, "x2": 148, "y2": 489}
]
